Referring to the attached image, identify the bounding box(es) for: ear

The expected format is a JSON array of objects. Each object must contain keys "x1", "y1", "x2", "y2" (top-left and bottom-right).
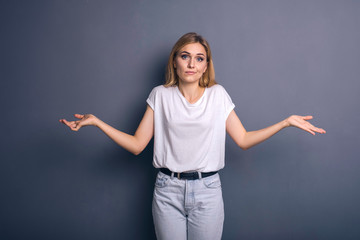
[{"x1": 173, "y1": 61, "x2": 177, "y2": 69}]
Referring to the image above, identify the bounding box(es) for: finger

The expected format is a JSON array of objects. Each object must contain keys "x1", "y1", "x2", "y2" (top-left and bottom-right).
[
  {"x1": 73, "y1": 120, "x2": 83, "y2": 131},
  {"x1": 60, "y1": 120, "x2": 77, "y2": 131},
  {"x1": 74, "y1": 114, "x2": 84, "y2": 119},
  {"x1": 306, "y1": 128, "x2": 316, "y2": 135},
  {"x1": 74, "y1": 121, "x2": 80, "y2": 128},
  {"x1": 296, "y1": 123, "x2": 315, "y2": 135},
  {"x1": 311, "y1": 125, "x2": 328, "y2": 134},
  {"x1": 307, "y1": 123, "x2": 326, "y2": 134},
  {"x1": 69, "y1": 122, "x2": 80, "y2": 131},
  {"x1": 302, "y1": 115, "x2": 313, "y2": 120},
  {"x1": 59, "y1": 119, "x2": 69, "y2": 124},
  {"x1": 60, "y1": 119, "x2": 72, "y2": 127},
  {"x1": 314, "y1": 127, "x2": 326, "y2": 134}
]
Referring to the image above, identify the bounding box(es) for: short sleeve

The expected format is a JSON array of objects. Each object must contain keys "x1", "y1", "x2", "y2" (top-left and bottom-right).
[
  {"x1": 222, "y1": 86, "x2": 235, "y2": 118},
  {"x1": 146, "y1": 87, "x2": 156, "y2": 110}
]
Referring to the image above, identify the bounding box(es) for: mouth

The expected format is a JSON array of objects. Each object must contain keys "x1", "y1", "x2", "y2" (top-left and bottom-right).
[{"x1": 185, "y1": 71, "x2": 196, "y2": 75}]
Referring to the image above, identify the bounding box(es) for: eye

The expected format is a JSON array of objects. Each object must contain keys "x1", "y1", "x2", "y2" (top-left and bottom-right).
[
  {"x1": 196, "y1": 57, "x2": 204, "y2": 62},
  {"x1": 181, "y1": 55, "x2": 189, "y2": 60}
]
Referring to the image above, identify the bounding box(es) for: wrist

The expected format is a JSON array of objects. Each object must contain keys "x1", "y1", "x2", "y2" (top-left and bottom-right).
[
  {"x1": 282, "y1": 118, "x2": 290, "y2": 128},
  {"x1": 92, "y1": 116, "x2": 101, "y2": 127}
]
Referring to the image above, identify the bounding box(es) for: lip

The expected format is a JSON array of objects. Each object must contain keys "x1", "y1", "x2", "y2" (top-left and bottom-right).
[{"x1": 185, "y1": 71, "x2": 196, "y2": 75}]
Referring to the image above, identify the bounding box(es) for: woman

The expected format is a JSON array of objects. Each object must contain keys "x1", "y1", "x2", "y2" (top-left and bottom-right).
[{"x1": 60, "y1": 32, "x2": 326, "y2": 240}]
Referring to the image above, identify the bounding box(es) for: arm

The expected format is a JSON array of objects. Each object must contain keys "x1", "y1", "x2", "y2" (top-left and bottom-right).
[
  {"x1": 226, "y1": 110, "x2": 326, "y2": 150},
  {"x1": 59, "y1": 105, "x2": 154, "y2": 155}
]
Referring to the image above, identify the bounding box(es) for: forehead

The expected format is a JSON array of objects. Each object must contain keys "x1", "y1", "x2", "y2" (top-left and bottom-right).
[{"x1": 179, "y1": 43, "x2": 206, "y2": 55}]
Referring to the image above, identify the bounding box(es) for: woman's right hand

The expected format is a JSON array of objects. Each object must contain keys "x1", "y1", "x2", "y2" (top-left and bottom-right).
[{"x1": 59, "y1": 114, "x2": 98, "y2": 131}]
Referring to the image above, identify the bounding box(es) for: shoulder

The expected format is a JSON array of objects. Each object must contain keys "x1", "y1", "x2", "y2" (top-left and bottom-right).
[
  {"x1": 207, "y1": 84, "x2": 228, "y2": 95},
  {"x1": 207, "y1": 84, "x2": 234, "y2": 104},
  {"x1": 149, "y1": 85, "x2": 176, "y2": 98},
  {"x1": 150, "y1": 85, "x2": 165, "y2": 93},
  {"x1": 150, "y1": 85, "x2": 176, "y2": 94}
]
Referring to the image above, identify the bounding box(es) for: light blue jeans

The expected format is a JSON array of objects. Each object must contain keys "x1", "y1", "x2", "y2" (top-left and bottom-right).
[{"x1": 152, "y1": 171, "x2": 224, "y2": 240}]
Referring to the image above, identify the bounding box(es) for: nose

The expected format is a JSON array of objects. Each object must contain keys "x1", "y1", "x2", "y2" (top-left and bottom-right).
[{"x1": 188, "y1": 57, "x2": 195, "y2": 68}]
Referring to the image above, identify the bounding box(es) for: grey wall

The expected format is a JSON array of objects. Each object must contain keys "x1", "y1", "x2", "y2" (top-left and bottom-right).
[{"x1": 1, "y1": 0, "x2": 359, "y2": 239}]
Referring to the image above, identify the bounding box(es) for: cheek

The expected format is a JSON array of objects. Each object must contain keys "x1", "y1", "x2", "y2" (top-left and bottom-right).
[
  {"x1": 175, "y1": 64, "x2": 184, "y2": 77},
  {"x1": 200, "y1": 63, "x2": 207, "y2": 73},
  {"x1": 174, "y1": 59, "x2": 182, "y2": 70},
  {"x1": 176, "y1": 67, "x2": 181, "y2": 76},
  {"x1": 175, "y1": 61, "x2": 187, "y2": 73}
]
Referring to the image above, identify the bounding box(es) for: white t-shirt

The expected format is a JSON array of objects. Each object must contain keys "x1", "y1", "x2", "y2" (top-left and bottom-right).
[{"x1": 146, "y1": 84, "x2": 235, "y2": 173}]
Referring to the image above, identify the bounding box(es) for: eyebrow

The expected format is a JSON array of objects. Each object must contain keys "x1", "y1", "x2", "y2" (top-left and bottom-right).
[{"x1": 180, "y1": 51, "x2": 205, "y2": 57}]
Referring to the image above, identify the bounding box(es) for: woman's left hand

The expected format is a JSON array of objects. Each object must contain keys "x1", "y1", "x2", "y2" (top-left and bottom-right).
[{"x1": 285, "y1": 115, "x2": 326, "y2": 135}]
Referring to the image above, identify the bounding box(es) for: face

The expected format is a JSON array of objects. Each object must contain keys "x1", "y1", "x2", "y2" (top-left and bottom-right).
[{"x1": 174, "y1": 43, "x2": 208, "y2": 85}]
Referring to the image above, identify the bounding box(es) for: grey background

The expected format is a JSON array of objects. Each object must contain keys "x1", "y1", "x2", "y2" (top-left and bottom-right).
[{"x1": 1, "y1": 0, "x2": 359, "y2": 239}]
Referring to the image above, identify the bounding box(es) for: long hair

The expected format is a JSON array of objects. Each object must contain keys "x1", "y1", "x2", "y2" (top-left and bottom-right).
[{"x1": 164, "y1": 32, "x2": 216, "y2": 88}]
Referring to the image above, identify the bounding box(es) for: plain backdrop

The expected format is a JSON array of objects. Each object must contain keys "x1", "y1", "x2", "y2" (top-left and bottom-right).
[{"x1": 1, "y1": 0, "x2": 360, "y2": 239}]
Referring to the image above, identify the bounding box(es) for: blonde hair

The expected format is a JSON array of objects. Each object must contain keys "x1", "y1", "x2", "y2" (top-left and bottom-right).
[{"x1": 164, "y1": 32, "x2": 216, "y2": 88}]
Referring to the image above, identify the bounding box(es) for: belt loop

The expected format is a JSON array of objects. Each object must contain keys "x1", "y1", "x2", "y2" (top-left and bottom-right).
[
  {"x1": 198, "y1": 172, "x2": 202, "y2": 179},
  {"x1": 171, "y1": 172, "x2": 174, "y2": 178},
  {"x1": 177, "y1": 172, "x2": 181, "y2": 180}
]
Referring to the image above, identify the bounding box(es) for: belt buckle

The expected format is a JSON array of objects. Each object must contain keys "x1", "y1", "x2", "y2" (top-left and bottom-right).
[{"x1": 177, "y1": 172, "x2": 181, "y2": 180}]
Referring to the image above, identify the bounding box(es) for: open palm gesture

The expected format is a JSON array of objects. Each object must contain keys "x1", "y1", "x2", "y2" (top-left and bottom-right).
[{"x1": 286, "y1": 115, "x2": 326, "y2": 135}]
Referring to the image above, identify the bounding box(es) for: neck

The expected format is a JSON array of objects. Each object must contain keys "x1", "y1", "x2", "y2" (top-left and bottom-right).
[{"x1": 178, "y1": 81, "x2": 205, "y2": 104}]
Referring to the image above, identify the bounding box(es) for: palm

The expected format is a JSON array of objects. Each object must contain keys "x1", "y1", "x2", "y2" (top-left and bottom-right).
[{"x1": 286, "y1": 115, "x2": 326, "y2": 135}]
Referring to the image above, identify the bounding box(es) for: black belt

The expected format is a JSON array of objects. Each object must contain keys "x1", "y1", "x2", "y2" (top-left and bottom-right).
[{"x1": 160, "y1": 168, "x2": 218, "y2": 180}]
